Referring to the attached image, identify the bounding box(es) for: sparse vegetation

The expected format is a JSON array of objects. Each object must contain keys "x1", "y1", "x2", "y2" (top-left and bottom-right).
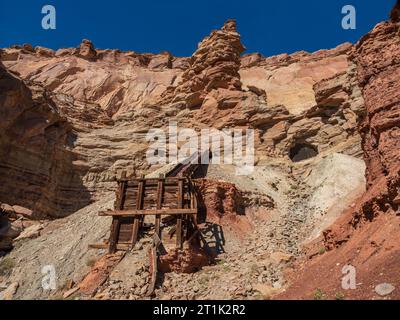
[
  {"x1": 335, "y1": 292, "x2": 345, "y2": 300},
  {"x1": 318, "y1": 247, "x2": 326, "y2": 255},
  {"x1": 0, "y1": 257, "x2": 15, "y2": 276},
  {"x1": 223, "y1": 265, "x2": 230, "y2": 272},
  {"x1": 198, "y1": 276, "x2": 209, "y2": 287},
  {"x1": 314, "y1": 288, "x2": 327, "y2": 300},
  {"x1": 86, "y1": 257, "x2": 97, "y2": 268}
]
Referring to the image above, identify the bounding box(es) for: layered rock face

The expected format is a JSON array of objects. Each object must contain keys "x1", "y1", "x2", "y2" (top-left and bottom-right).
[
  {"x1": 0, "y1": 21, "x2": 365, "y2": 217},
  {"x1": 0, "y1": 62, "x2": 90, "y2": 217},
  {"x1": 239, "y1": 44, "x2": 364, "y2": 161},
  {"x1": 277, "y1": 18, "x2": 400, "y2": 300},
  {"x1": 0, "y1": 42, "x2": 183, "y2": 217},
  {"x1": 350, "y1": 21, "x2": 400, "y2": 223}
]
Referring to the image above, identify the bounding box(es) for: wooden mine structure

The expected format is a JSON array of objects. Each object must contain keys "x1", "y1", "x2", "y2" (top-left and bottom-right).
[
  {"x1": 97, "y1": 174, "x2": 199, "y2": 253},
  {"x1": 91, "y1": 150, "x2": 209, "y2": 296}
]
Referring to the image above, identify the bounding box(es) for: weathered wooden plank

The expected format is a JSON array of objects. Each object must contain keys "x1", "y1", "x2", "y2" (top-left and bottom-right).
[
  {"x1": 109, "y1": 173, "x2": 127, "y2": 253},
  {"x1": 176, "y1": 178, "x2": 184, "y2": 249},
  {"x1": 120, "y1": 177, "x2": 188, "y2": 187},
  {"x1": 98, "y1": 208, "x2": 197, "y2": 216},
  {"x1": 146, "y1": 232, "x2": 162, "y2": 297},
  {"x1": 155, "y1": 174, "x2": 164, "y2": 237},
  {"x1": 89, "y1": 243, "x2": 131, "y2": 250},
  {"x1": 108, "y1": 218, "x2": 121, "y2": 253},
  {"x1": 130, "y1": 175, "x2": 145, "y2": 246}
]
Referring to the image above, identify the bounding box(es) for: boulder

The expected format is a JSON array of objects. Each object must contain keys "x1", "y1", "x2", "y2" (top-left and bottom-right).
[
  {"x1": 12, "y1": 205, "x2": 34, "y2": 219},
  {"x1": 14, "y1": 223, "x2": 43, "y2": 241},
  {"x1": 375, "y1": 283, "x2": 395, "y2": 296}
]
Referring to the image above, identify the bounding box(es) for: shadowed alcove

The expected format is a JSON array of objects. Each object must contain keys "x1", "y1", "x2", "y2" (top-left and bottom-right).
[{"x1": 289, "y1": 143, "x2": 318, "y2": 162}]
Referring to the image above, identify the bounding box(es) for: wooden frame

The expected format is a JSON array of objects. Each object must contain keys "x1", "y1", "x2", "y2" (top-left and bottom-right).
[{"x1": 95, "y1": 174, "x2": 198, "y2": 254}]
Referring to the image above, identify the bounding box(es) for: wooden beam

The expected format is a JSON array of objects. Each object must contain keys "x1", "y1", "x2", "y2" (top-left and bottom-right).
[
  {"x1": 99, "y1": 208, "x2": 198, "y2": 216},
  {"x1": 116, "y1": 177, "x2": 187, "y2": 186},
  {"x1": 89, "y1": 243, "x2": 131, "y2": 250},
  {"x1": 155, "y1": 174, "x2": 164, "y2": 237},
  {"x1": 146, "y1": 233, "x2": 162, "y2": 297},
  {"x1": 176, "y1": 179, "x2": 184, "y2": 249},
  {"x1": 108, "y1": 173, "x2": 127, "y2": 253},
  {"x1": 108, "y1": 218, "x2": 120, "y2": 253},
  {"x1": 131, "y1": 175, "x2": 145, "y2": 246}
]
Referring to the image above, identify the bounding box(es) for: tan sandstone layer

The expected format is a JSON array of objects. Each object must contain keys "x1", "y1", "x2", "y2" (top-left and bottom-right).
[{"x1": 0, "y1": 21, "x2": 364, "y2": 218}]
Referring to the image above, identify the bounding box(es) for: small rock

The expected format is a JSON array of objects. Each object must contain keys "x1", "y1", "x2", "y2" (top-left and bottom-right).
[
  {"x1": 65, "y1": 279, "x2": 75, "y2": 290},
  {"x1": 109, "y1": 283, "x2": 121, "y2": 290},
  {"x1": 94, "y1": 291, "x2": 110, "y2": 300},
  {"x1": 245, "y1": 284, "x2": 253, "y2": 292},
  {"x1": 254, "y1": 283, "x2": 279, "y2": 299},
  {"x1": 0, "y1": 282, "x2": 19, "y2": 300},
  {"x1": 375, "y1": 283, "x2": 395, "y2": 296},
  {"x1": 140, "y1": 285, "x2": 148, "y2": 295},
  {"x1": 270, "y1": 251, "x2": 293, "y2": 264}
]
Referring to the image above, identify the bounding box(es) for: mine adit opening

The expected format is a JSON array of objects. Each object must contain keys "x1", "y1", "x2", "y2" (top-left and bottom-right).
[{"x1": 289, "y1": 143, "x2": 318, "y2": 162}]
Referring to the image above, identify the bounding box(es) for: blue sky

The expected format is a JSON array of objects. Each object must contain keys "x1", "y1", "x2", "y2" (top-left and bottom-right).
[{"x1": 0, "y1": 1, "x2": 394, "y2": 57}]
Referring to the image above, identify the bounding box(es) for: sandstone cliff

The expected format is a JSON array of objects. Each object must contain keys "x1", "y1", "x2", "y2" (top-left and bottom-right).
[
  {"x1": 0, "y1": 21, "x2": 365, "y2": 217},
  {"x1": 0, "y1": 61, "x2": 91, "y2": 217}
]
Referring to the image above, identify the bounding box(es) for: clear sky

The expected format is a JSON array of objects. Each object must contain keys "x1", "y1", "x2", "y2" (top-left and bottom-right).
[{"x1": 0, "y1": 0, "x2": 394, "y2": 57}]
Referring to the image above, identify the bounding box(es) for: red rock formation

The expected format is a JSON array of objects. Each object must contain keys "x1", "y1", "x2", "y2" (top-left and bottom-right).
[
  {"x1": 318, "y1": 21, "x2": 400, "y2": 247},
  {"x1": 159, "y1": 244, "x2": 209, "y2": 273},
  {"x1": 351, "y1": 21, "x2": 400, "y2": 225},
  {"x1": 195, "y1": 179, "x2": 254, "y2": 238},
  {"x1": 276, "y1": 19, "x2": 400, "y2": 300},
  {"x1": 165, "y1": 19, "x2": 246, "y2": 108}
]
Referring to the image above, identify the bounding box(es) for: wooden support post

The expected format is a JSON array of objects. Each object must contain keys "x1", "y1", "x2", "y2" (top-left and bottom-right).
[
  {"x1": 109, "y1": 217, "x2": 120, "y2": 253},
  {"x1": 109, "y1": 171, "x2": 127, "y2": 253},
  {"x1": 189, "y1": 181, "x2": 200, "y2": 246},
  {"x1": 155, "y1": 174, "x2": 164, "y2": 238},
  {"x1": 176, "y1": 178, "x2": 184, "y2": 249},
  {"x1": 119, "y1": 172, "x2": 127, "y2": 210},
  {"x1": 146, "y1": 232, "x2": 162, "y2": 297},
  {"x1": 131, "y1": 174, "x2": 145, "y2": 247}
]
